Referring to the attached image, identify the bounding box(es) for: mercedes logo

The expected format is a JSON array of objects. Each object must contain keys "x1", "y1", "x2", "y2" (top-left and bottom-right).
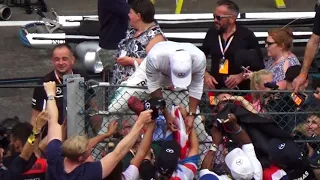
[
  {"x1": 278, "y1": 143, "x2": 286, "y2": 150},
  {"x1": 166, "y1": 148, "x2": 174, "y2": 153},
  {"x1": 236, "y1": 159, "x2": 243, "y2": 165},
  {"x1": 56, "y1": 87, "x2": 62, "y2": 95},
  {"x1": 145, "y1": 102, "x2": 151, "y2": 110}
]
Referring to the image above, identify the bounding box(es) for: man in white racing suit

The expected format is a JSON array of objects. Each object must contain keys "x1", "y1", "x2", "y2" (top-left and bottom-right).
[{"x1": 146, "y1": 41, "x2": 210, "y2": 152}]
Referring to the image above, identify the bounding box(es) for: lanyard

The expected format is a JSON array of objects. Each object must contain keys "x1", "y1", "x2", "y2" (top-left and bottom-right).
[
  {"x1": 218, "y1": 35, "x2": 234, "y2": 60},
  {"x1": 54, "y1": 70, "x2": 73, "y2": 84}
]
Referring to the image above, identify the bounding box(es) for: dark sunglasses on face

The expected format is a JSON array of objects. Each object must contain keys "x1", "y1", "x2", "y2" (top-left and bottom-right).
[
  {"x1": 213, "y1": 14, "x2": 232, "y2": 21},
  {"x1": 265, "y1": 40, "x2": 276, "y2": 46}
]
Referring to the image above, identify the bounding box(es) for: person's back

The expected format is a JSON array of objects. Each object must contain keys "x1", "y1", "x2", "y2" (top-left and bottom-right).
[{"x1": 98, "y1": 0, "x2": 129, "y2": 50}]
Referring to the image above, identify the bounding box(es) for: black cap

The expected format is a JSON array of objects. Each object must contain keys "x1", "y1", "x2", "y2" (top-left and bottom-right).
[
  {"x1": 156, "y1": 140, "x2": 181, "y2": 177},
  {"x1": 285, "y1": 65, "x2": 302, "y2": 83},
  {"x1": 143, "y1": 97, "x2": 166, "y2": 120},
  {"x1": 268, "y1": 138, "x2": 302, "y2": 167}
]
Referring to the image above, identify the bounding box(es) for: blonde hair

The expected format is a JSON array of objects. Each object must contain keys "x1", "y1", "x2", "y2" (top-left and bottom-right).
[
  {"x1": 250, "y1": 69, "x2": 273, "y2": 90},
  {"x1": 62, "y1": 135, "x2": 89, "y2": 162}
]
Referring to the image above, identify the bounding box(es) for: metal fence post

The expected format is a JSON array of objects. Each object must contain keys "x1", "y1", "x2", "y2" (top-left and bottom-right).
[{"x1": 66, "y1": 77, "x2": 85, "y2": 138}]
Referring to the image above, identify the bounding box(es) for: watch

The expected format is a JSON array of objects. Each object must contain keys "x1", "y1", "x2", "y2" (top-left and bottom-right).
[
  {"x1": 47, "y1": 95, "x2": 55, "y2": 100},
  {"x1": 188, "y1": 112, "x2": 197, "y2": 118}
]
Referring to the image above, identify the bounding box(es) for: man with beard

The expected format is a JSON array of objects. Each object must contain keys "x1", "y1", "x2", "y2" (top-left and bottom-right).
[{"x1": 201, "y1": 0, "x2": 263, "y2": 90}]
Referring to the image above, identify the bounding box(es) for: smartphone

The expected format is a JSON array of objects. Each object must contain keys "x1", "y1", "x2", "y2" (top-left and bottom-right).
[{"x1": 291, "y1": 93, "x2": 306, "y2": 106}]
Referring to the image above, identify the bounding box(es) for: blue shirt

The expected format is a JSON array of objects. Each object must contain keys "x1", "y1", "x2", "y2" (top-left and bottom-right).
[{"x1": 46, "y1": 139, "x2": 102, "y2": 180}]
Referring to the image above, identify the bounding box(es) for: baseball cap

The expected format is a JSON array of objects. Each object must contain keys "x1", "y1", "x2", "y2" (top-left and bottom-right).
[
  {"x1": 285, "y1": 65, "x2": 302, "y2": 83},
  {"x1": 156, "y1": 140, "x2": 181, "y2": 177},
  {"x1": 170, "y1": 50, "x2": 192, "y2": 88},
  {"x1": 225, "y1": 148, "x2": 254, "y2": 180},
  {"x1": 268, "y1": 138, "x2": 303, "y2": 166}
]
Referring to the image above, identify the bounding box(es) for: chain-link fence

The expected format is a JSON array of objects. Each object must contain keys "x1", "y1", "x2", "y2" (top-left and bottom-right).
[{"x1": 66, "y1": 77, "x2": 320, "y2": 178}]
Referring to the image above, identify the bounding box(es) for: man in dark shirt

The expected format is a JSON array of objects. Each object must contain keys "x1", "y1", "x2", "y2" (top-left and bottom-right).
[
  {"x1": 201, "y1": 0, "x2": 264, "y2": 90},
  {"x1": 31, "y1": 43, "x2": 99, "y2": 137},
  {"x1": 98, "y1": 0, "x2": 130, "y2": 75},
  {"x1": 293, "y1": 5, "x2": 320, "y2": 91},
  {"x1": 2, "y1": 122, "x2": 47, "y2": 180},
  {"x1": 0, "y1": 111, "x2": 47, "y2": 180}
]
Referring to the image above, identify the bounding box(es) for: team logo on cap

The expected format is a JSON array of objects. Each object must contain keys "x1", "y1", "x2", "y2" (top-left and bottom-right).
[
  {"x1": 166, "y1": 149, "x2": 174, "y2": 153},
  {"x1": 145, "y1": 102, "x2": 151, "y2": 110},
  {"x1": 278, "y1": 143, "x2": 286, "y2": 149},
  {"x1": 177, "y1": 72, "x2": 186, "y2": 77},
  {"x1": 236, "y1": 159, "x2": 243, "y2": 165}
]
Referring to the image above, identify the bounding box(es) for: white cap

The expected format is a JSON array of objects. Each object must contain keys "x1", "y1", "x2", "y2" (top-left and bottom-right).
[
  {"x1": 170, "y1": 50, "x2": 192, "y2": 88},
  {"x1": 225, "y1": 148, "x2": 254, "y2": 180}
]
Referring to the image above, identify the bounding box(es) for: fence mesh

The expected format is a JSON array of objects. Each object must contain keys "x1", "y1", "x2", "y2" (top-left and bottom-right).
[{"x1": 69, "y1": 80, "x2": 320, "y2": 178}]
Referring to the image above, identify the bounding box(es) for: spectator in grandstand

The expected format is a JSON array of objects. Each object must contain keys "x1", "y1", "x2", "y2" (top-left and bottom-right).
[
  {"x1": 0, "y1": 110, "x2": 47, "y2": 180},
  {"x1": 201, "y1": 0, "x2": 264, "y2": 90},
  {"x1": 263, "y1": 28, "x2": 300, "y2": 90},
  {"x1": 268, "y1": 65, "x2": 315, "y2": 133},
  {"x1": 200, "y1": 113, "x2": 262, "y2": 180},
  {"x1": 43, "y1": 81, "x2": 154, "y2": 180},
  {"x1": 293, "y1": 5, "x2": 320, "y2": 92},
  {"x1": 2, "y1": 120, "x2": 47, "y2": 179},
  {"x1": 112, "y1": 0, "x2": 165, "y2": 86},
  {"x1": 145, "y1": 40, "x2": 208, "y2": 143},
  {"x1": 292, "y1": 114, "x2": 320, "y2": 176},
  {"x1": 212, "y1": 69, "x2": 273, "y2": 115},
  {"x1": 30, "y1": 43, "x2": 100, "y2": 139},
  {"x1": 98, "y1": 0, "x2": 130, "y2": 78}
]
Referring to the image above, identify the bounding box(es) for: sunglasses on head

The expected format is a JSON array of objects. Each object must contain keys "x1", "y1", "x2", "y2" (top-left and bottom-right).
[
  {"x1": 213, "y1": 14, "x2": 232, "y2": 21},
  {"x1": 265, "y1": 40, "x2": 276, "y2": 46}
]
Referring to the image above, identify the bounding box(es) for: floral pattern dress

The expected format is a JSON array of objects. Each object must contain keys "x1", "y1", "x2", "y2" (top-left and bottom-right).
[
  {"x1": 112, "y1": 24, "x2": 165, "y2": 85},
  {"x1": 264, "y1": 55, "x2": 300, "y2": 83}
]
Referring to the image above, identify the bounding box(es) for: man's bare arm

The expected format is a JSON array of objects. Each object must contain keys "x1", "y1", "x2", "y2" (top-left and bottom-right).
[
  {"x1": 188, "y1": 127, "x2": 199, "y2": 157},
  {"x1": 301, "y1": 34, "x2": 320, "y2": 75},
  {"x1": 43, "y1": 82, "x2": 62, "y2": 142},
  {"x1": 30, "y1": 109, "x2": 41, "y2": 127},
  {"x1": 131, "y1": 122, "x2": 155, "y2": 168}
]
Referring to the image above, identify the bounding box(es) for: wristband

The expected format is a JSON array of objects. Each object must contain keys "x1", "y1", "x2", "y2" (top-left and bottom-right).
[
  {"x1": 27, "y1": 133, "x2": 36, "y2": 145},
  {"x1": 232, "y1": 126, "x2": 242, "y2": 134},
  {"x1": 47, "y1": 95, "x2": 55, "y2": 100}
]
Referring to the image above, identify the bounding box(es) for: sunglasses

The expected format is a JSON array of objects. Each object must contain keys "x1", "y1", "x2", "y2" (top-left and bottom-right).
[
  {"x1": 265, "y1": 40, "x2": 276, "y2": 46},
  {"x1": 213, "y1": 14, "x2": 232, "y2": 21}
]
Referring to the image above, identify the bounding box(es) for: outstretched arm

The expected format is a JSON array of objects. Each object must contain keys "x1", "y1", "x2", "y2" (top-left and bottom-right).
[
  {"x1": 100, "y1": 110, "x2": 153, "y2": 178},
  {"x1": 43, "y1": 81, "x2": 62, "y2": 143}
]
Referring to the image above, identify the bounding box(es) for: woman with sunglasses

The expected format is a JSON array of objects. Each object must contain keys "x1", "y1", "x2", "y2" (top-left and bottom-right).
[{"x1": 264, "y1": 28, "x2": 300, "y2": 90}]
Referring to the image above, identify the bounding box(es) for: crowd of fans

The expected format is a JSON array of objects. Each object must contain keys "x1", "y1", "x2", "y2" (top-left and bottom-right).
[{"x1": 1, "y1": 0, "x2": 320, "y2": 179}]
